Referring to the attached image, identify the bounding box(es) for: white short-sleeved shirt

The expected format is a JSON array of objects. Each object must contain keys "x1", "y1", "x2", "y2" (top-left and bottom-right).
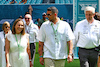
[
  {"x1": 37, "y1": 18, "x2": 75, "y2": 59},
  {"x1": 73, "y1": 19, "x2": 100, "y2": 49},
  {"x1": 23, "y1": 19, "x2": 39, "y2": 43}
]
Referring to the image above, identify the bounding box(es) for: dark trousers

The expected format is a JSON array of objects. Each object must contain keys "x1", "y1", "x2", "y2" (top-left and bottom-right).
[
  {"x1": 78, "y1": 47, "x2": 99, "y2": 67},
  {"x1": 30, "y1": 43, "x2": 35, "y2": 59}
]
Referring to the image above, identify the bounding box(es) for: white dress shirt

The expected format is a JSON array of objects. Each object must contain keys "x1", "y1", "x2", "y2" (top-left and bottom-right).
[
  {"x1": 73, "y1": 19, "x2": 100, "y2": 49},
  {"x1": 22, "y1": 19, "x2": 39, "y2": 43},
  {"x1": 37, "y1": 18, "x2": 75, "y2": 59}
]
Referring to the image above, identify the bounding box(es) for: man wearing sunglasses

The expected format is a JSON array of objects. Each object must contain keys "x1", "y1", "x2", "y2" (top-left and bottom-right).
[
  {"x1": 38, "y1": 12, "x2": 48, "y2": 28},
  {"x1": 38, "y1": 6, "x2": 75, "y2": 67},
  {"x1": 23, "y1": 14, "x2": 39, "y2": 65}
]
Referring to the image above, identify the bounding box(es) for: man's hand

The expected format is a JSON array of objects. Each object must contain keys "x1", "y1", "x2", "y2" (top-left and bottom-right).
[{"x1": 67, "y1": 55, "x2": 73, "y2": 63}]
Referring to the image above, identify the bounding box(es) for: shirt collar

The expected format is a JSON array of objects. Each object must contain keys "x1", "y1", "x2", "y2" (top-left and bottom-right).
[
  {"x1": 86, "y1": 18, "x2": 95, "y2": 25},
  {"x1": 49, "y1": 18, "x2": 60, "y2": 25},
  {"x1": 25, "y1": 20, "x2": 33, "y2": 27}
]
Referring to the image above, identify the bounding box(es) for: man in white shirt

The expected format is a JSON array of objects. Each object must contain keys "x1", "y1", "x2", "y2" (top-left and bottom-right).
[
  {"x1": 73, "y1": 6, "x2": 100, "y2": 67},
  {"x1": 23, "y1": 14, "x2": 39, "y2": 64},
  {"x1": 37, "y1": 6, "x2": 75, "y2": 67}
]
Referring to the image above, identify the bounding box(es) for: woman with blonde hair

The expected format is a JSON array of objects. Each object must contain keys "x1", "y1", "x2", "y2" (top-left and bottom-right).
[
  {"x1": 0, "y1": 21, "x2": 11, "y2": 67},
  {"x1": 5, "y1": 19, "x2": 33, "y2": 67}
]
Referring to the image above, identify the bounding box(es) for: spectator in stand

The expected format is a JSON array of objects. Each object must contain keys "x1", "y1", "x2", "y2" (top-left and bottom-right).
[
  {"x1": 19, "y1": 0, "x2": 27, "y2": 4},
  {"x1": 0, "y1": 21, "x2": 11, "y2": 67},
  {"x1": 38, "y1": 12, "x2": 48, "y2": 28},
  {"x1": 9, "y1": 0, "x2": 17, "y2": 4},
  {"x1": 42, "y1": 0, "x2": 55, "y2": 3}
]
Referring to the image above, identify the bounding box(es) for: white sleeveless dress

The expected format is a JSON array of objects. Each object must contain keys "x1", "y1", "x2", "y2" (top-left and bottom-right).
[{"x1": 6, "y1": 33, "x2": 30, "y2": 67}]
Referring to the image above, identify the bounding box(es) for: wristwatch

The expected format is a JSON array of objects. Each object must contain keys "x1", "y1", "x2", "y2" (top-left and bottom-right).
[{"x1": 68, "y1": 53, "x2": 73, "y2": 56}]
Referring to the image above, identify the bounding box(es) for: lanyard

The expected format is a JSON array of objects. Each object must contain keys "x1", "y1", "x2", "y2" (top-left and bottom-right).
[
  {"x1": 25, "y1": 23, "x2": 32, "y2": 33},
  {"x1": 3, "y1": 32, "x2": 5, "y2": 38},
  {"x1": 51, "y1": 22, "x2": 60, "y2": 44},
  {"x1": 3, "y1": 32, "x2": 5, "y2": 51},
  {"x1": 15, "y1": 34, "x2": 21, "y2": 47},
  {"x1": 15, "y1": 34, "x2": 21, "y2": 59},
  {"x1": 51, "y1": 22, "x2": 59, "y2": 35}
]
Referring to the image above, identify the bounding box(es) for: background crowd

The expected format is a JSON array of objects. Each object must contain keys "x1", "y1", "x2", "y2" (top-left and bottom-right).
[{"x1": 7, "y1": 0, "x2": 55, "y2": 4}]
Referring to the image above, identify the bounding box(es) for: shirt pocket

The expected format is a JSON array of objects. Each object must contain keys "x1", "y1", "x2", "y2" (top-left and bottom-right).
[
  {"x1": 92, "y1": 28, "x2": 99, "y2": 36},
  {"x1": 58, "y1": 30, "x2": 65, "y2": 40},
  {"x1": 82, "y1": 27, "x2": 88, "y2": 34}
]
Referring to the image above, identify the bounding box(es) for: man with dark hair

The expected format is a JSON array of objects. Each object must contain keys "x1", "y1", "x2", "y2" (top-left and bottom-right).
[
  {"x1": 38, "y1": 6, "x2": 74, "y2": 67},
  {"x1": 38, "y1": 12, "x2": 48, "y2": 28}
]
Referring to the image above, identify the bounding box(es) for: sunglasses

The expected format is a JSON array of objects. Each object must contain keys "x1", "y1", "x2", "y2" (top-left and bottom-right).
[
  {"x1": 25, "y1": 18, "x2": 30, "y2": 20},
  {"x1": 46, "y1": 13, "x2": 52, "y2": 16},
  {"x1": 5, "y1": 26, "x2": 10, "y2": 28}
]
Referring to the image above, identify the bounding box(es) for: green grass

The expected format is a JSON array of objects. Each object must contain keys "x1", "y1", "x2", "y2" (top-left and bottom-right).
[{"x1": 34, "y1": 42, "x2": 80, "y2": 67}]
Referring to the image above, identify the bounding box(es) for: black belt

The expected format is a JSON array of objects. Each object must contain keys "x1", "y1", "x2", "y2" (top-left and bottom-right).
[
  {"x1": 79, "y1": 47, "x2": 95, "y2": 50},
  {"x1": 79, "y1": 46, "x2": 100, "y2": 52}
]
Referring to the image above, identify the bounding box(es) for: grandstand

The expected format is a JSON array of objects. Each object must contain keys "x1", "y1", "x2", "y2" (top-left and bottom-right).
[{"x1": 0, "y1": 0, "x2": 73, "y2": 4}]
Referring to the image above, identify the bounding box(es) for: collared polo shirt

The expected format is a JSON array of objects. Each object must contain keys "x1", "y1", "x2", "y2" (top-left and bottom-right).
[
  {"x1": 37, "y1": 18, "x2": 75, "y2": 59},
  {"x1": 73, "y1": 19, "x2": 100, "y2": 49}
]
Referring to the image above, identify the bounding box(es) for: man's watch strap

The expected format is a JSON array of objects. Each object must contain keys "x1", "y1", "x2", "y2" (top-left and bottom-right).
[{"x1": 68, "y1": 53, "x2": 73, "y2": 56}]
